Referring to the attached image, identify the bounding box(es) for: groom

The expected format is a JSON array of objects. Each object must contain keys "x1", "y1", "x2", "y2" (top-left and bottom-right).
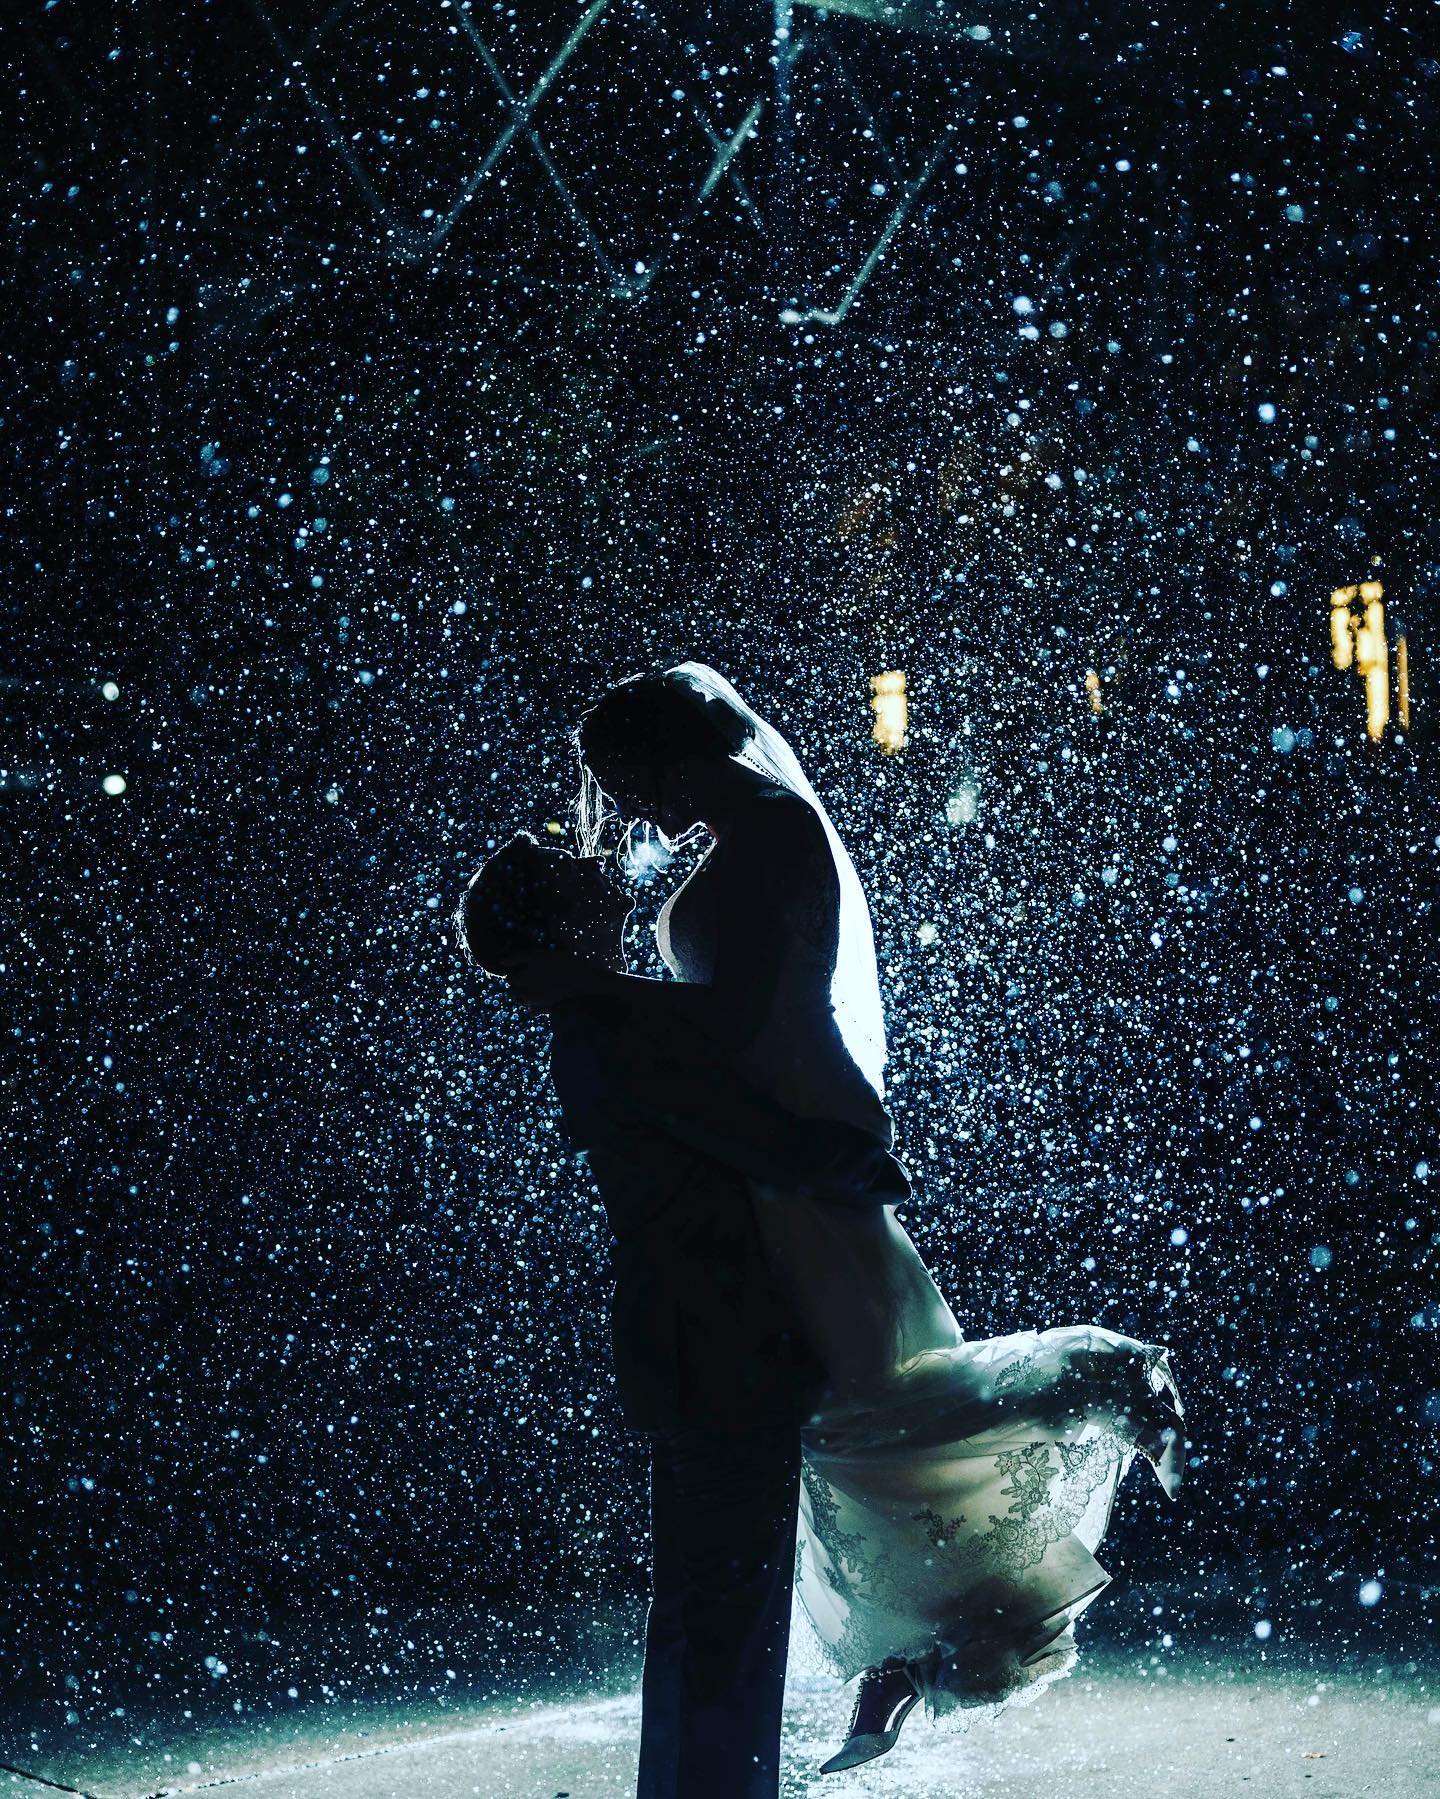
[{"x1": 457, "y1": 833, "x2": 907, "y2": 1798}]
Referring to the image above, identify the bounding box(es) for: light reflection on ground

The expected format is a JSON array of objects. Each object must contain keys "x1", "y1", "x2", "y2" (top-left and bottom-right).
[{"x1": 10, "y1": 1650, "x2": 1434, "y2": 1799}]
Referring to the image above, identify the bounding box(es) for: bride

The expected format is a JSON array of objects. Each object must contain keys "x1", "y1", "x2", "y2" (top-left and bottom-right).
[{"x1": 513, "y1": 662, "x2": 1184, "y2": 1774}]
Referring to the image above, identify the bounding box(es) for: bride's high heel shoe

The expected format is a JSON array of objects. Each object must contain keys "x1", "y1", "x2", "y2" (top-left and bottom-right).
[{"x1": 819, "y1": 1657, "x2": 921, "y2": 1775}]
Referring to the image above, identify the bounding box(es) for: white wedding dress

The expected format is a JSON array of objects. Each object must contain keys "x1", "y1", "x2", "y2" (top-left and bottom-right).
[
  {"x1": 651, "y1": 665, "x2": 1185, "y2": 1724},
  {"x1": 759, "y1": 1191, "x2": 1182, "y2": 1717}
]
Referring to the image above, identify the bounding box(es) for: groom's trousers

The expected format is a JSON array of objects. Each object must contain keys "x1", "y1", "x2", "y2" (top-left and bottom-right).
[{"x1": 636, "y1": 1418, "x2": 803, "y2": 1799}]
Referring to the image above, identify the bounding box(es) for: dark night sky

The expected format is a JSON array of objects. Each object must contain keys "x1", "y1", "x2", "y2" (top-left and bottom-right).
[{"x1": 5, "y1": 0, "x2": 1437, "y2": 1727}]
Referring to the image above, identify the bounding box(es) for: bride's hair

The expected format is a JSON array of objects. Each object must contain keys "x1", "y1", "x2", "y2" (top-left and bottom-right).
[
  {"x1": 573, "y1": 668, "x2": 753, "y2": 855},
  {"x1": 454, "y1": 832, "x2": 562, "y2": 975}
]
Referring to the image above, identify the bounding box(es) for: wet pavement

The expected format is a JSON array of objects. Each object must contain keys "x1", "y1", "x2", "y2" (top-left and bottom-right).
[{"x1": 4, "y1": 1646, "x2": 1435, "y2": 1799}]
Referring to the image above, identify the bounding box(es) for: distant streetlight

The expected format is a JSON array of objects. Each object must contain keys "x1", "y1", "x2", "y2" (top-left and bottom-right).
[
  {"x1": 870, "y1": 670, "x2": 908, "y2": 753},
  {"x1": 1329, "y1": 585, "x2": 1358, "y2": 671},
  {"x1": 1330, "y1": 579, "x2": 1397, "y2": 740},
  {"x1": 1353, "y1": 586, "x2": 1390, "y2": 741}
]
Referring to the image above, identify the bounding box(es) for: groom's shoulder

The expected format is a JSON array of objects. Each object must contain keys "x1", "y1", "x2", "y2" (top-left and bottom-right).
[
  {"x1": 548, "y1": 998, "x2": 612, "y2": 1086},
  {"x1": 738, "y1": 784, "x2": 826, "y2": 841},
  {"x1": 734, "y1": 789, "x2": 832, "y2": 892}
]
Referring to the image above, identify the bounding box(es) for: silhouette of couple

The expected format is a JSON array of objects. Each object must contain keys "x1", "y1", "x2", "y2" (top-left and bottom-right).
[{"x1": 457, "y1": 664, "x2": 1184, "y2": 1798}]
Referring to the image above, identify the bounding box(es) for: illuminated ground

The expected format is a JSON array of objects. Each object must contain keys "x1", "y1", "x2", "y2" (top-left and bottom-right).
[{"x1": 6, "y1": 1649, "x2": 1436, "y2": 1799}]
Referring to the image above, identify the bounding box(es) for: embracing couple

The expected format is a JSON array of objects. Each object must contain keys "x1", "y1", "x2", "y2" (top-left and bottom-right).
[{"x1": 456, "y1": 664, "x2": 1185, "y2": 1798}]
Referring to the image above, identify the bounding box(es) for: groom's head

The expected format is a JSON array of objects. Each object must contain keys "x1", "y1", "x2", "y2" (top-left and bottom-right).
[{"x1": 455, "y1": 832, "x2": 632, "y2": 976}]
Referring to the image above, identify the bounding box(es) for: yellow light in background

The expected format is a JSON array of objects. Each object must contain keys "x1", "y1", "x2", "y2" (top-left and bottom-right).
[
  {"x1": 1330, "y1": 587, "x2": 1357, "y2": 670},
  {"x1": 1330, "y1": 578, "x2": 1403, "y2": 739},
  {"x1": 1084, "y1": 669, "x2": 1103, "y2": 714},
  {"x1": 1365, "y1": 662, "x2": 1390, "y2": 740},
  {"x1": 870, "y1": 670, "x2": 908, "y2": 754},
  {"x1": 1353, "y1": 593, "x2": 1389, "y2": 741},
  {"x1": 544, "y1": 820, "x2": 564, "y2": 836}
]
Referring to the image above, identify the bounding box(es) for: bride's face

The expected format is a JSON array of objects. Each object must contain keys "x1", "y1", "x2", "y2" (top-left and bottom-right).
[
  {"x1": 591, "y1": 754, "x2": 661, "y2": 834},
  {"x1": 590, "y1": 753, "x2": 700, "y2": 839}
]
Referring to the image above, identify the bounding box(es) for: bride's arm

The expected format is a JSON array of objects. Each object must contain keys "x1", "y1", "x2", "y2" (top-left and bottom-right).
[{"x1": 510, "y1": 793, "x2": 835, "y2": 1051}]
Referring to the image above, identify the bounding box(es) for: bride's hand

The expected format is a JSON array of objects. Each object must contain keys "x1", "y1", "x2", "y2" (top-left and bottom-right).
[{"x1": 502, "y1": 951, "x2": 606, "y2": 1011}]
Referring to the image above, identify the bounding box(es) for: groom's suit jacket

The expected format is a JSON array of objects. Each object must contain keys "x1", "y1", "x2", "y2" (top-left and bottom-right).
[{"x1": 548, "y1": 999, "x2": 909, "y2": 1436}]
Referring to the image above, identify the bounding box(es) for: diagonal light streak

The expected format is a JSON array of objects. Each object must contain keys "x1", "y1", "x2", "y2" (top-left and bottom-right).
[
  {"x1": 220, "y1": 0, "x2": 362, "y2": 181},
  {"x1": 627, "y1": 0, "x2": 765, "y2": 228},
  {"x1": 780, "y1": 122, "x2": 956, "y2": 327},
  {"x1": 250, "y1": 0, "x2": 391, "y2": 227},
  {"x1": 621, "y1": 91, "x2": 768, "y2": 299},
  {"x1": 814, "y1": 28, "x2": 904, "y2": 183},
  {"x1": 428, "y1": 0, "x2": 609, "y2": 250},
  {"x1": 449, "y1": 0, "x2": 770, "y2": 299},
  {"x1": 619, "y1": 14, "x2": 820, "y2": 299},
  {"x1": 450, "y1": 4, "x2": 622, "y2": 283},
  {"x1": 695, "y1": 97, "x2": 765, "y2": 208}
]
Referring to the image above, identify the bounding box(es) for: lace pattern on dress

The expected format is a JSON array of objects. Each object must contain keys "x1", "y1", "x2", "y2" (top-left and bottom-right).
[{"x1": 795, "y1": 1331, "x2": 1184, "y2": 1722}]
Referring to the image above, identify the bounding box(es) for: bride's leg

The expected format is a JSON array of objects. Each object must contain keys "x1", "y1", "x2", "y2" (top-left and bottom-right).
[
  {"x1": 750, "y1": 1191, "x2": 962, "y2": 1397},
  {"x1": 819, "y1": 1655, "x2": 922, "y2": 1775}
]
